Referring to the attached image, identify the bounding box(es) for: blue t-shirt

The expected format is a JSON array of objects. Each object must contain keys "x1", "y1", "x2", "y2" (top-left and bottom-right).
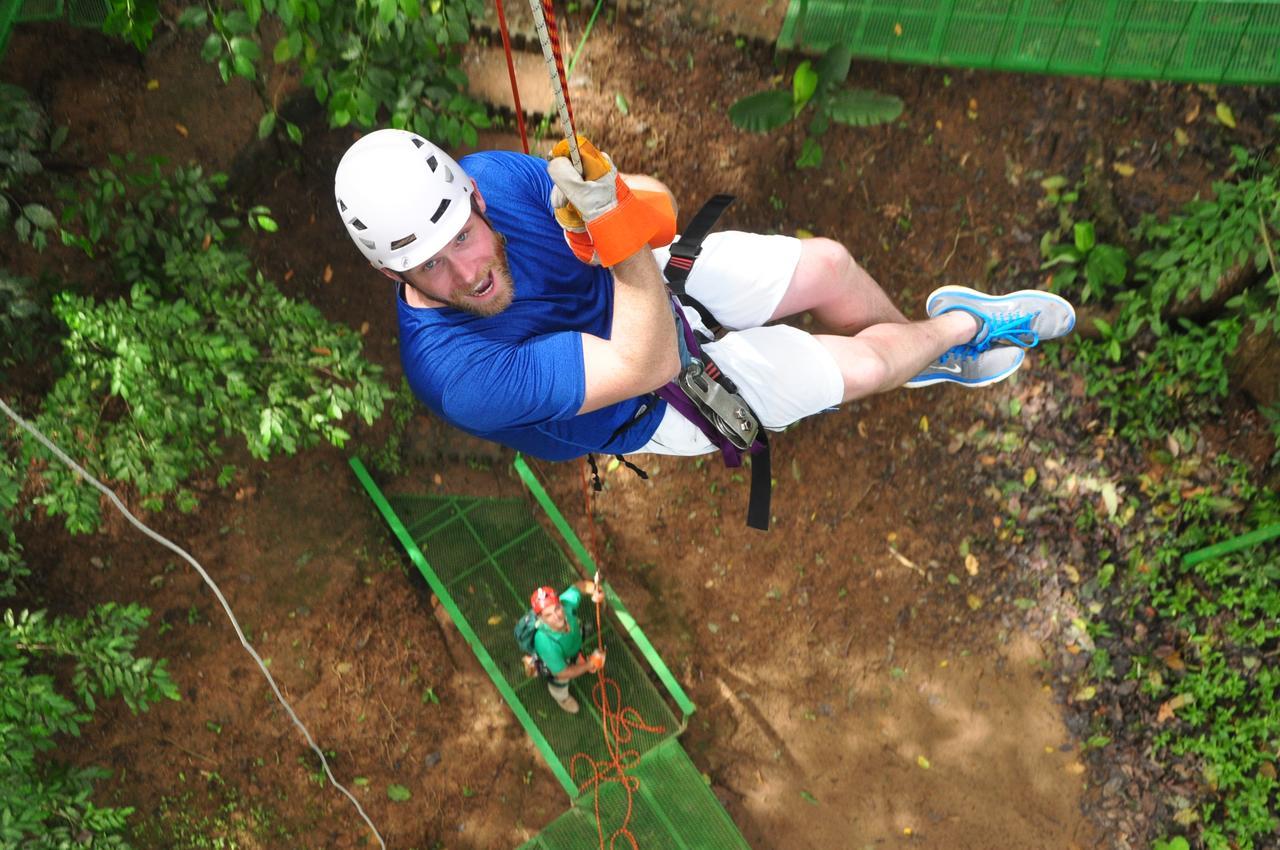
[{"x1": 397, "y1": 151, "x2": 665, "y2": 460}]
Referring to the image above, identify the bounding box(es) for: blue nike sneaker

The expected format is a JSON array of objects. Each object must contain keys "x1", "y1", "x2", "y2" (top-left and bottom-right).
[
  {"x1": 904, "y1": 344, "x2": 1025, "y2": 388},
  {"x1": 926, "y1": 286, "x2": 1076, "y2": 351}
]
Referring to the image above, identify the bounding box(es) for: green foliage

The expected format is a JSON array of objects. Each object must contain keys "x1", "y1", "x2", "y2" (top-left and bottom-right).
[
  {"x1": 1132, "y1": 468, "x2": 1280, "y2": 850},
  {"x1": 0, "y1": 602, "x2": 179, "y2": 847},
  {"x1": 0, "y1": 83, "x2": 64, "y2": 251},
  {"x1": 728, "y1": 45, "x2": 903, "y2": 170},
  {"x1": 0, "y1": 269, "x2": 51, "y2": 369},
  {"x1": 1042, "y1": 220, "x2": 1129, "y2": 305},
  {"x1": 28, "y1": 158, "x2": 392, "y2": 533},
  {"x1": 1052, "y1": 148, "x2": 1280, "y2": 448},
  {"x1": 358, "y1": 377, "x2": 418, "y2": 475},
  {"x1": 131, "y1": 774, "x2": 291, "y2": 848},
  {"x1": 1074, "y1": 316, "x2": 1240, "y2": 442},
  {"x1": 107, "y1": 0, "x2": 490, "y2": 148}
]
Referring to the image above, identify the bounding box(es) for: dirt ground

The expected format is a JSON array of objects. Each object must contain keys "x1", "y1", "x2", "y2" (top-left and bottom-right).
[{"x1": 5, "y1": 1, "x2": 1272, "y2": 848}]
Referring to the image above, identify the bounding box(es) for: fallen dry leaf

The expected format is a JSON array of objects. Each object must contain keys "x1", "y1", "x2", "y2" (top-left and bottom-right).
[
  {"x1": 1112, "y1": 162, "x2": 1135, "y2": 177},
  {"x1": 146, "y1": 79, "x2": 160, "y2": 91},
  {"x1": 1215, "y1": 101, "x2": 1236, "y2": 128},
  {"x1": 1156, "y1": 700, "x2": 1177, "y2": 724},
  {"x1": 1185, "y1": 99, "x2": 1201, "y2": 124},
  {"x1": 175, "y1": 123, "x2": 189, "y2": 137},
  {"x1": 966, "y1": 594, "x2": 982, "y2": 610},
  {"x1": 919, "y1": 415, "x2": 929, "y2": 433},
  {"x1": 964, "y1": 553, "x2": 979, "y2": 576},
  {"x1": 284, "y1": 268, "x2": 295, "y2": 281},
  {"x1": 359, "y1": 321, "x2": 370, "y2": 335},
  {"x1": 323, "y1": 264, "x2": 334, "y2": 283}
]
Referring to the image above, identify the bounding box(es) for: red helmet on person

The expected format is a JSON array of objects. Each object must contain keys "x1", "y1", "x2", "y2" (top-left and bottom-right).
[{"x1": 530, "y1": 586, "x2": 559, "y2": 614}]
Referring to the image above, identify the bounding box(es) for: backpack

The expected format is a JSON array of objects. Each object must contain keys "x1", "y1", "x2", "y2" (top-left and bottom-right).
[{"x1": 514, "y1": 610, "x2": 550, "y2": 677}]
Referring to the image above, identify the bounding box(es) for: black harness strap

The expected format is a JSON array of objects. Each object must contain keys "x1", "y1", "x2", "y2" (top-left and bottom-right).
[
  {"x1": 662, "y1": 194, "x2": 773, "y2": 532},
  {"x1": 664, "y1": 193, "x2": 736, "y2": 334}
]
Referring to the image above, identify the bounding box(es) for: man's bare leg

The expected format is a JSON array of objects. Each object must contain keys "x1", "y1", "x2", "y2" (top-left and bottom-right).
[
  {"x1": 816, "y1": 311, "x2": 983, "y2": 402},
  {"x1": 769, "y1": 237, "x2": 907, "y2": 332}
]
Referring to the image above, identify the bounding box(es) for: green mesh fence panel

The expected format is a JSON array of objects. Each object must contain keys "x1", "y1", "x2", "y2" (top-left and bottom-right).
[
  {"x1": 349, "y1": 458, "x2": 751, "y2": 849},
  {"x1": 2, "y1": 0, "x2": 105, "y2": 59},
  {"x1": 779, "y1": 0, "x2": 1280, "y2": 85}
]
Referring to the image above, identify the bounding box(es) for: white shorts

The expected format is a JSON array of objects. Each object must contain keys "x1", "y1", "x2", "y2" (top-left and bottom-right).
[{"x1": 636, "y1": 231, "x2": 845, "y2": 457}]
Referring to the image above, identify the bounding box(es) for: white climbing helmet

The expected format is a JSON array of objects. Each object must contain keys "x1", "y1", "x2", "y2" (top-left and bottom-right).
[{"x1": 334, "y1": 129, "x2": 475, "y2": 272}]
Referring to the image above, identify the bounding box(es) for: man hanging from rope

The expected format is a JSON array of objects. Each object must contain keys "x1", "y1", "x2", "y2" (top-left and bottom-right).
[{"x1": 333, "y1": 130, "x2": 1075, "y2": 518}]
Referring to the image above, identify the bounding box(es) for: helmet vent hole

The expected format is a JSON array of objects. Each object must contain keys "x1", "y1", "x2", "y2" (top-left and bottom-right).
[
  {"x1": 338, "y1": 199, "x2": 348, "y2": 212},
  {"x1": 390, "y1": 234, "x2": 417, "y2": 250},
  {"x1": 359, "y1": 238, "x2": 375, "y2": 250},
  {"x1": 349, "y1": 217, "x2": 367, "y2": 231},
  {"x1": 442, "y1": 164, "x2": 455, "y2": 183},
  {"x1": 411, "y1": 138, "x2": 425, "y2": 148},
  {"x1": 429, "y1": 198, "x2": 450, "y2": 224},
  {"x1": 426, "y1": 154, "x2": 438, "y2": 171}
]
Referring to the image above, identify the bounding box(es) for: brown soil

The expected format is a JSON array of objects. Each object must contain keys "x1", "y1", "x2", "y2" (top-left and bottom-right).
[{"x1": 5, "y1": 2, "x2": 1271, "y2": 848}]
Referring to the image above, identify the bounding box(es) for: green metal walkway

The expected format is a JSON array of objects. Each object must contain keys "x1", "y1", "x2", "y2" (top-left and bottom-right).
[
  {"x1": 781, "y1": 0, "x2": 1280, "y2": 85},
  {"x1": 350, "y1": 456, "x2": 751, "y2": 850}
]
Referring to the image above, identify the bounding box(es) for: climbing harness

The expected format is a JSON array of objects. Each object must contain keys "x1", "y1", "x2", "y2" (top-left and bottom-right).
[{"x1": 658, "y1": 193, "x2": 772, "y2": 531}]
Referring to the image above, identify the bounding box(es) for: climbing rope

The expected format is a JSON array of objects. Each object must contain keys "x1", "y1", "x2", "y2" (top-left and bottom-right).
[
  {"x1": 526, "y1": 0, "x2": 583, "y2": 173},
  {"x1": 493, "y1": 0, "x2": 529, "y2": 154},
  {"x1": 0, "y1": 397, "x2": 386, "y2": 850},
  {"x1": 575, "y1": 462, "x2": 666, "y2": 850}
]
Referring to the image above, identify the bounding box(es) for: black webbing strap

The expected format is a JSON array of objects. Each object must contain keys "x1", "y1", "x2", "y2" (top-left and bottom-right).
[
  {"x1": 664, "y1": 193, "x2": 736, "y2": 332},
  {"x1": 746, "y1": 433, "x2": 770, "y2": 531}
]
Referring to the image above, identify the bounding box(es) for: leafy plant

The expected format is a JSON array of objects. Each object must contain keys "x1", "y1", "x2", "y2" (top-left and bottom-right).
[
  {"x1": 0, "y1": 546, "x2": 179, "y2": 848},
  {"x1": 1042, "y1": 220, "x2": 1129, "y2": 305},
  {"x1": 26, "y1": 158, "x2": 393, "y2": 533},
  {"x1": 728, "y1": 45, "x2": 903, "y2": 169},
  {"x1": 1056, "y1": 147, "x2": 1280, "y2": 449},
  {"x1": 103, "y1": 0, "x2": 490, "y2": 148},
  {"x1": 0, "y1": 83, "x2": 65, "y2": 250}
]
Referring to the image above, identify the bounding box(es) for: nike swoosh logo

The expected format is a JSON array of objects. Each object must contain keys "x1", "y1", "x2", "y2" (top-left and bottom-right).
[{"x1": 937, "y1": 363, "x2": 963, "y2": 374}]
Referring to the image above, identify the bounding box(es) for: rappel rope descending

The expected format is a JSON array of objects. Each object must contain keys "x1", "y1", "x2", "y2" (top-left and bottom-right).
[
  {"x1": 0, "y1": 397, "x2": 387, "y2": 850},
  {"x1": 526, "y1": 0, "x2": 584, "y2": 174},
  {"x1": 497, "y1": 6, "x2": 668, "y2": 843},
  {"x1": 576, "y1": 464, "x2": 665, "y2": 850}
]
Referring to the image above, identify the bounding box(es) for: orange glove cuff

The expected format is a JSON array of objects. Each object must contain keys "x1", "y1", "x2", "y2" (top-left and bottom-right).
[
  {"x1": 633, "y1": 189, "x2": 677, "y2": 249},
  {"x1": 585, "y1": 178, "x2": 667, "y2": 266},
  {"x1": 564, "y1": 229, "x2": 599, "y2": 264}
]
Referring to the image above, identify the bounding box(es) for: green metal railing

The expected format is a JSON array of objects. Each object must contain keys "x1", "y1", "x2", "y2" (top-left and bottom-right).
[{"x1": 781, "y1": 0, "x2": 1280, "y2": 85}]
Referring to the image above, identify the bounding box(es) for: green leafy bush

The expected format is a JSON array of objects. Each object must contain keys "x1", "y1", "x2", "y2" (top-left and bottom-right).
[
  {"x1": 0, "y1": 454, "x2": 178, "y2": 847},
  {"x1": 0, "y1": 83, "x2": 65, "y2": 250},
  {"x1": 1051, "y1": 148, "x2": 1280, "y2": 447},
  {"x1": 1135, "y1": 468, "x2": 1280, "y2": 850},
  {"x1": 104, "y1": 0, "x2": 490, "y2": 148},
  {"x1": 26, "y1": 158, "x2": 392, "y2": 533},
  {"x1": 729, "y1": 45, "x2": 903, "y2": 169}
]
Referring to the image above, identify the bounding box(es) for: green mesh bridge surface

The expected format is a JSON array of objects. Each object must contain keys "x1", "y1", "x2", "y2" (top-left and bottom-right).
[
  {"x1": 781, "y1": 0, "x2": 1280, "y2": 85},
  {"x1": 350, "y1": 456, "x2": 752, "y2": 850}
]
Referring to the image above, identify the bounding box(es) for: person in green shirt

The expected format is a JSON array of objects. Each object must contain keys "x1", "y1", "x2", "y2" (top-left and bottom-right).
[{"x1": 530, "y1": 580, "x2": 606, "y2": 714}]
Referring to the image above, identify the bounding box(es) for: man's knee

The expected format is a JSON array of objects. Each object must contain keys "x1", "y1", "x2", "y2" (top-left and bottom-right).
[{"x1": 799, "y1": 237, "x2": 855, "y2": 284}]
